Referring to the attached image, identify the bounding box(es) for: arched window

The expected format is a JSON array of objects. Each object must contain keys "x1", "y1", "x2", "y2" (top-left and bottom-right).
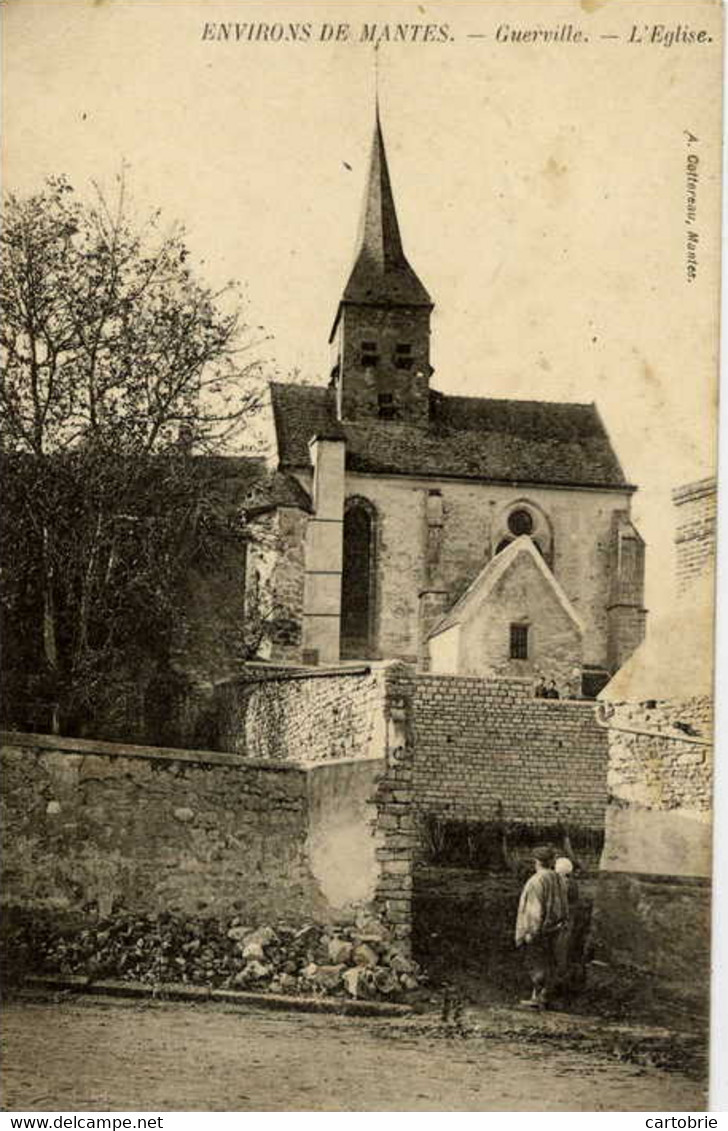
[
  {"x1": 341, "y1": 497, "x2": 377, "y2": 659},
  {"x1": 493, "y1": 500, "x2": 553, "y2": 566}
]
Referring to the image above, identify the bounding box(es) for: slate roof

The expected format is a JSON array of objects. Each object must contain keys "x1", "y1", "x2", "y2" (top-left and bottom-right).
[
  {"x1": 269, "y1": 382, "x2": 630, "y2": 490},
  {"x1": 331, "y1": 111, "x2": 431, "y2": 337},
  {"x1": 191, "y1": 457, "x2": 311, "y2": 514}
]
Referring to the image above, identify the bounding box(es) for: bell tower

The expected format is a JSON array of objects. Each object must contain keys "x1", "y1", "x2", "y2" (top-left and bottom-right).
[{"x1": 329, "y1": 108, "x2": 433, "y2": 426}]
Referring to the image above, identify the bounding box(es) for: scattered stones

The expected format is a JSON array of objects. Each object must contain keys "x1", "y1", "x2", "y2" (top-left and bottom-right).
[
  {"x1": 241, "y1": 941, "x2": 265, "y2": 961},
  {"x1": 303, "y1": 963, "x2": 346, "y2": 991},
  {"x1": 389, "y1": 952, "x2": 420, "y2": 976},
  {"x1": 342, "y1": 966, "x2": 375, "y2": 1000},
  {"x1": 353, "y1": 943, "x2": 379, "y2": 968},
  {"x1": 241, "y1": 960, "x2": 270, "y2": 982},
  {"x1": 242, "y1": 926, "x2": 277, "y2": 951},
  {"x1": 3, "y1": 910, "x2": 425, "y2": 1002},
  {"x1": 327, "y1": 937, "x2": 353, "y2": 965}
]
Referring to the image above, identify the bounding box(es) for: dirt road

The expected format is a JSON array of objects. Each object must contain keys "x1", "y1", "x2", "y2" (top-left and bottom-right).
[{"x1": 1, "y1": 996, "x2": 707, "y2": 1112}]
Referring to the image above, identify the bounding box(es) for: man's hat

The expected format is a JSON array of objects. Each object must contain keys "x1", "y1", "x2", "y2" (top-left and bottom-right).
[{"x1": 532, "y1": 844, "x2": 556, "y2": 865}]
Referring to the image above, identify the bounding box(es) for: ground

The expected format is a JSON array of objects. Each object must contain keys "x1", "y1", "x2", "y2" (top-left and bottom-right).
[{"x1": 1, "y1": 994, "x2": 707, "y2": 1112}]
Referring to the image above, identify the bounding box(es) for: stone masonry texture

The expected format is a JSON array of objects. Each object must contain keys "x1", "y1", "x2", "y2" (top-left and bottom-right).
[
  {"x1": 1, "y1": 733, "x2": 325, "y2": 924},
  {"x1": 214, "y1": 667, "x2": 387, "y2": 764},
  {"x1": 604, "y1": 698, "x2": 713, "y2": 816},
  {"x1": 673, "y1": 477, "x2": 717, "y2": 596},
  {"x1": 3, "y1": 667, "x2": 615, "y2": 957},
  {"x1": 282, "y1": 470, "x2": 640, "y2": 671}
]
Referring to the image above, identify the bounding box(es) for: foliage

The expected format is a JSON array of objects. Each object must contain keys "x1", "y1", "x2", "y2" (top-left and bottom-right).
[{"x1": 0, "y1": 175, "x2": 266, "y2": 730}]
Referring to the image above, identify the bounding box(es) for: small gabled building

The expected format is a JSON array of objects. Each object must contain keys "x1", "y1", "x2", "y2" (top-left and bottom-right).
[{"x1": 427, "y1": 535, "x2": 585, "y2": 695}]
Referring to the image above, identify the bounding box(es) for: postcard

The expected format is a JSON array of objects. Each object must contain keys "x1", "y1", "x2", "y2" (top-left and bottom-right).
[{"x1": 1, "y1": 0, "x2": 722, "y2": 1114}]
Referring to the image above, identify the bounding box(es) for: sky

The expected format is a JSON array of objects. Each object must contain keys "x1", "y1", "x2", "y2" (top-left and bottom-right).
[{"x1": 3, "y1": 0, "x2": 723, "y2": 621}]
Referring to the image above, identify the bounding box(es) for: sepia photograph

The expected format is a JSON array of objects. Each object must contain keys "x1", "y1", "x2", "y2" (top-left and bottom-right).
[{"x1": 0, "y1": 0, "x2": 723, "y2": 1114}]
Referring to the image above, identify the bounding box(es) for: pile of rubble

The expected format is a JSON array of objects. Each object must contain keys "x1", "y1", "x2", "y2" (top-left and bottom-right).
[{"x1": 7, "y1": 911, "x2": 425, "y2": 1001}]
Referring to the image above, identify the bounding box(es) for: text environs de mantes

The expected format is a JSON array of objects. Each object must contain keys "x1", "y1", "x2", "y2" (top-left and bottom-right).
[{"x1": 200, "y1": 22, "x2": 452, "y2": 44}]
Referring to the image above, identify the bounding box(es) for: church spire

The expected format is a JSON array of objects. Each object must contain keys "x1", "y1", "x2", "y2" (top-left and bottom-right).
[
  {"x1": 329, "y1": 106, "x2": 433, "y2": 427},
  {"x1": 337, "y1": 109, "x2": 432, "y2": 315}
]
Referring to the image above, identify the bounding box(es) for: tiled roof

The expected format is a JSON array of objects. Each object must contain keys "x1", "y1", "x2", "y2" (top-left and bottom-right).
[{"x1": 269, "y1": 382, "x2": 629, "y2": 490}]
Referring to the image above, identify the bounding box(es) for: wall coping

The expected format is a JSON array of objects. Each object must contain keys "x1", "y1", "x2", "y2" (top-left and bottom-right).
[
  {"x1": 412, "y1": 673, "x2": 533, "y2": 687},
  {"x1": 0, "y1": 731, "x2": 304, "y2": 772},
  {"x1": 304, "y1": 754, "x2": 386, "y2": 771},
  {"x1": 229, "y1": 664, "x2": 373, "y2": 684}
]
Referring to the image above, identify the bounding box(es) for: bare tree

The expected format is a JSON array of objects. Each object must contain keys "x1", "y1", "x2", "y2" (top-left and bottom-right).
[{"x1": 1, "y1": 175, "x2": 265, "y2": 732}]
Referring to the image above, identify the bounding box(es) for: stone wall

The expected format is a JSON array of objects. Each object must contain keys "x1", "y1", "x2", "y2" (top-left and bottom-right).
[
  {"x1": 0, "y1": 732, "x2": 386, "y2": 928},
  {"x1": 429, "y1": 540, "x2": 584, "y2": 696},
  {"x1": 593, "y1": 697, "x2": 713, "y2": 1012},
  {"x1": 1, "y1": 733, "x2": 319, "y2": 923},
  {"x1": 599, "y1": 697, "x2": 713, "y2": 877},
  {"x1": 247, "y1": 508, "x2": 308, "y2": 664},
  {"x1": 2, "y1": 667, "x2": 620, "y2": 962},
  {"x1": 673, "y1": 477, "x2": 717, "y2": 596},
  {"x1": 370, "y1": 687, "x2": 417, "y2": 947},
  {"x1": 214, "y1": 666, "x2": 387, "y2": 764},
  {"x1": 335, "y1": 305, "x2": 431, "y2": 426}
]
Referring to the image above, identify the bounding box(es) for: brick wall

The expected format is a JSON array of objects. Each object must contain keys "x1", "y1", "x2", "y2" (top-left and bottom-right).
[
  {"x1": 673, "y1": 477, "x2": 717, "y2": 596},
  {"x1": 403, "y1": 673, "x2": 609, "y2": 830}
]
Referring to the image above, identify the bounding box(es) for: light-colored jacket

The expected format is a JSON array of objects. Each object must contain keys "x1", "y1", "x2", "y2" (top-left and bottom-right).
[{"x1": 515, "y1": 869, "x2": 569, "y2": 947}]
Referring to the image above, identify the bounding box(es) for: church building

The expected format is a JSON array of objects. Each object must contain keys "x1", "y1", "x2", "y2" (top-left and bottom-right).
[{"x1": 246, "y1": 110, "x2": 646, "y2": 696}]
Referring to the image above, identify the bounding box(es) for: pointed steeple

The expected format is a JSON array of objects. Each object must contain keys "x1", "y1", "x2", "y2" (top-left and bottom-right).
[
  {"x1": 328, "y1": 106, "x2": 434, "y2": 427},
  {"x1": 339, "y1": 109, "x2": 432, "y2": 311}
]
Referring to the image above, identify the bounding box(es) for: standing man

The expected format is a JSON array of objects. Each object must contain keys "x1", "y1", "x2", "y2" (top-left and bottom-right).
[{"x1": 515, "y1": 845, "x2": 568, "y2": 1009}]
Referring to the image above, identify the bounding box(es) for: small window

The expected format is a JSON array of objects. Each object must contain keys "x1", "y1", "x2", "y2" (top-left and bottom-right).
[
  {"x1": 395, "y1": 343, "x2": 413, "y2": 370},
  {"x1": 361, "y1": 340, "x2": 379, "y2": 367},
  {"x1": 510, "y1": 623, "x2": 529, "y2": 660},
  {"x1": 378, "y1": 392, "x2": 397, "y2": 420},
  {"x1": 508, "y1": 508, "x2": 534, "y2": 536}
]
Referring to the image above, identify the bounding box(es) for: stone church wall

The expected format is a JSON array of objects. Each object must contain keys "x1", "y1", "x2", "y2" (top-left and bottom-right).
[{"x1": 335, "y1": 473, "x2": 636, "y2": 670}]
